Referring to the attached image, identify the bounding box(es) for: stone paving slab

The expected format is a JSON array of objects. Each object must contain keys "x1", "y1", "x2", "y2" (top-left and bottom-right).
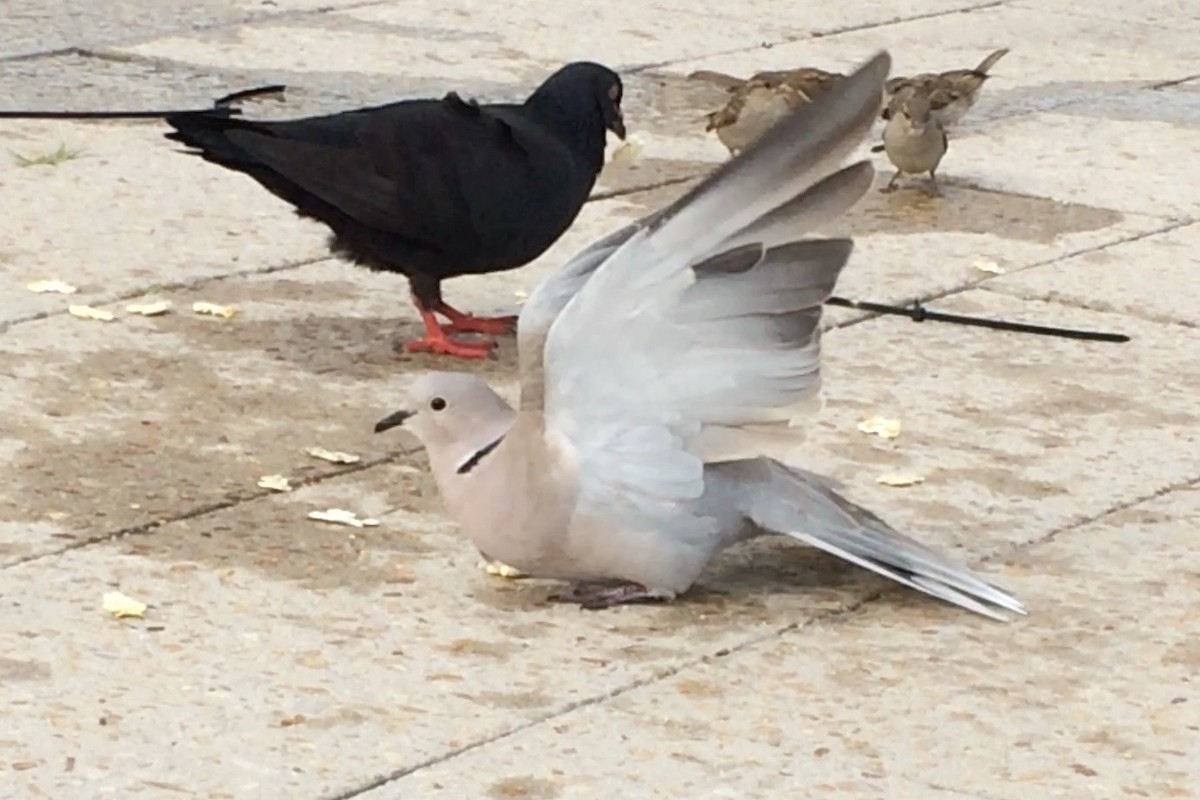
[
  {"x1": 0, "y1": 0, "x2": 377, "y2": 60},
  {"x1": 0, "y1": 196, "x2": 641, "y2": 564},
  {"x1": 380, "y1": 486, "x2": 1200, "y2": 799},
  {"x1": 677, "y1": 4, "x2": 1200, "y2": 124},
  {"x1": 1011, "y1": 0, "x2": 1200, "y2": 27},
  {"x1": 985, "y1": 220, "x2": 1200, "y2": 327},
  {"x1": 0, "y1": 119, "x2": 328, "y2": 325},
  {"x1": 5, "y1": 289, "x2": 1199, "y2": 797},
  {"x1": 950, "y1": 111, "x2": 1200, "y2": 218},
  {"x1": 3, "y1": 1, "x2": 1199, "y2": 798}
]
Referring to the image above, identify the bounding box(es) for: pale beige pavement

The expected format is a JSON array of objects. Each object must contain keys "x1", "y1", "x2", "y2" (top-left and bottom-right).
[{"x1": 1, "y1": 1, "x2": 1198, "y2": 798}]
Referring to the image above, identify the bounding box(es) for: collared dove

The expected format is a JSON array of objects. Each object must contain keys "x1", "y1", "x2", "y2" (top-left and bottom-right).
[{"x1": 375, "y1": 51, "x2": 1026, "y2": 621}]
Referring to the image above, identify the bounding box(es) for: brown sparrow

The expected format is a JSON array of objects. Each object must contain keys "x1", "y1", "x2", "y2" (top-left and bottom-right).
[
  {"x1": 691, "y1": 66, "x2": 846, "y2": 155},
  {"x1": 882, "y1": 47, "x2": 1009, "y2": 128},
  {"x1": 880, "y1": 94, "x2": 948, "y2": 195}
]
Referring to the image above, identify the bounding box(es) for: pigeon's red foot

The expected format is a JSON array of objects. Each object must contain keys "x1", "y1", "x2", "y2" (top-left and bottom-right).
[
  {"x1": 403, "y1": 334, "x2": 495, "y2": 359},
  {"x1": 551, "y1": 581, "x2": 676, "y2": 610},
  {"x1": 435, "y1": 303, "x2": 518, "y2": 336},
  {"x1": 404, "y1": 307, "x2": 498, "y2": 359}
]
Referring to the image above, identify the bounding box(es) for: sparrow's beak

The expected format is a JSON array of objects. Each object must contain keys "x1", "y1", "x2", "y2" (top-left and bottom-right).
[{"x1": 373, "y1": 409, "x2": 412, "y2": 433}]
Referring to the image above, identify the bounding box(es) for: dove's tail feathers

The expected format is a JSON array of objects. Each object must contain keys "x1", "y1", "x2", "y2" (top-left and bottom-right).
[
  {"x1": 974, "y1": 47, "x2": 1010, "y2": 75},
  {"x1": 744, "y1": 460, "x2": 1026, "y2": 621}
]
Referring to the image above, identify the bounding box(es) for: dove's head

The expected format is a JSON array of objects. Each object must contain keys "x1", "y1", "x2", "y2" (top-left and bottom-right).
[{"x1": 374, "y1": 372, "x2": 517, "y2": 467}]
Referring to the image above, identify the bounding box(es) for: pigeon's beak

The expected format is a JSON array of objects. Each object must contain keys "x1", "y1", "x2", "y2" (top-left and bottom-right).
[
  {"x1": 608, "y1": 109, "x2": 627, "y2": 141},
  {"x1": 374, "y1": 409, "x2": 413, "y2": 433}
]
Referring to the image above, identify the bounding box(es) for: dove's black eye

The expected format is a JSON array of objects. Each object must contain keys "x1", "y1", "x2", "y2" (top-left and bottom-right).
[{"x1": 430, "y1": 397, "x2": 447, "y2": 411}]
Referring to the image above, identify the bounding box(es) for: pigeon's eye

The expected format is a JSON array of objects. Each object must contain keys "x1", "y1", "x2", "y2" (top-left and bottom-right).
[{"x1": 430, "y1": 397, "x2": 447, "y2": 411}]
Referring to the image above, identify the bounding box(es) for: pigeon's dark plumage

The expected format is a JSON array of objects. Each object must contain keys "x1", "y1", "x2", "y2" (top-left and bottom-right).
[{"x1": 164, "y1": 62, "x2": 625, "y2": 358}]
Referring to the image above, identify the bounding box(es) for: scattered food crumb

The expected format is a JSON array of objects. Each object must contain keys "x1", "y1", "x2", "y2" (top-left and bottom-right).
[
  {"x1": 857, "y1": 416, "x2": 902, "y2": 439},
  {"x1": 611, "y1": 136, "x2": 643, "y2": 164},
  {"x1": 477, "y1": 559, "x2": 529, "y2": 578},
  {"x1": 305, "y1": 447, "x2": 361, "y2": 464},
  {"x1": 307, "y1": 508, "x2": 380, "y2": 528},
  {"x1": 973, "y1": 258, "x2": 1005, "y2": 275},
  {"x1": 876, "y1": 472, "x2": 926, "y2": 487},
  {"x1": 26, "y1": 279, "x2": 77, "y2": 294},
  {"x1": 68, "y1": 305, "x2": 115, "y2": 322},
  {"x1": 279, "y1": 714, "x2": 307, "y2": 727},
  {"x1": 257, "y1": 474, "x2": 292, "y2": 492},
  {"x1": 103, "y1": 591, "x2": 147, "y2": 619},
  {"x1": 192, "y1": 301, "x2": 237, "y2": 318},
  {"x1": 126, "y1": 300, "x2": 172, "y2": 316}
]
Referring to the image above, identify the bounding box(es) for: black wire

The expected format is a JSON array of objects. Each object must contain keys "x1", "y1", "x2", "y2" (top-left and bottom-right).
[
  {"x1": 212, "y1": 84, "x2": 287, "y2": 107},
  {"x1": 825, "y1": 296, "x2": 1130, "y2": 343},
  {"x1": 0, "y1": 84, "x2": 287, "y2": 119}
]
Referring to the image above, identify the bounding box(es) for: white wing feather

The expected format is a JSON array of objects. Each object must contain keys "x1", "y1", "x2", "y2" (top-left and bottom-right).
[{"x1": 539, "y1": 53, "x2": 892, "y2": 527}]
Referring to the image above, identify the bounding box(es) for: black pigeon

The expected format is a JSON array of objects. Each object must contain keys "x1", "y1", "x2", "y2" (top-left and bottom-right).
[{"x1": 164, "y1": 62, "x2": 626, "y2": 358}]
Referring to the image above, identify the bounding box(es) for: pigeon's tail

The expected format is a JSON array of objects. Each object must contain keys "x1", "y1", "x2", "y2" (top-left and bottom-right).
[
  {"x1": 163, "y1": 112, "x2": 265, "y2": 167},
  {"x1": 739, "y1": 459, "x2": 1026, "y2": 621}
]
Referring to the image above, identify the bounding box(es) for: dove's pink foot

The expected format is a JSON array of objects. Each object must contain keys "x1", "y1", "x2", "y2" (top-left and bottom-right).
[
  {"x1": 552, "y1": 581, "x2": 676, "y2": 610},
  {"x1": 435, "y1": 302, "x2": 518, "y2": 336},
  {"x1": 403, "y1": 309, "x2": 496, "y2": 359}
]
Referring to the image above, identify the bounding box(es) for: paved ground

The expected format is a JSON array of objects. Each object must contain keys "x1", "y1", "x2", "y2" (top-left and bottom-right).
[{"x1": 2, "y1": 1, "x2": 1198, "y2": 798}]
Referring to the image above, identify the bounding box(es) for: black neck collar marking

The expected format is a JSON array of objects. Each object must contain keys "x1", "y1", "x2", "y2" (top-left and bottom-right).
[{"x1": 457, "y1": 434, "x2": 506, "y2": 475}]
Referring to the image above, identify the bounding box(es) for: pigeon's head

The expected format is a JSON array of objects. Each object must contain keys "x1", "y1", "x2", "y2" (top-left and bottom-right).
[
  {"x1": 374, "y1": 372, "x2": 516, "y2": 465},
  {"x1": 536, "y1": 61, "x2": 626, "y2": 141}
]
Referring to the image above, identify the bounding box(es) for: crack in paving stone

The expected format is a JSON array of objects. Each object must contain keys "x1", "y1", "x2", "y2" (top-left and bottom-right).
[
  {"x1": 591, "y1": 174, "x2": 699, "y2": 202},
  {"x1": 323, "y1": 473, "x2": 1200, "y2": 800},
  {"x1": 0, "y1": 256, "x2": 332, "y2": 333},
  {"x1": 2, "y1": 447, "x2": 417, "y2": 569},
  {"x1": 828, "y1": 218, "x2": 1195, "y2": 332},
  {"x1": 0, "y1": 0, "x2": 401, "y2": 64},
  {"x1": 0, "y1": 181, "x2": 690, "y2": 335},
  {"x1": 1149, "y1": 74, "x2": 1200, "y2": 91},
  {"x1": 980, "y1": 284, "x2": 1200, "y2": 331},
  {"x1": 322, "y1": 588, "x2": 888, "y2": 800},
  {"x1": 1006, "y1": 474, "x2": 1200, "y2": 552},
  {"x1": 625, "y1": 0, "x2": 1009, "y2": 73}
]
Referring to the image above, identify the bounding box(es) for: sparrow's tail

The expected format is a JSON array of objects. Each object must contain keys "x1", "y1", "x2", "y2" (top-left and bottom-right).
[
  {"x1": 974, "y1": 47, "x2": 1010, "y2": 76},
  {"x1": 737, "y1": 458, "x2": 1026, "y2": 621}
]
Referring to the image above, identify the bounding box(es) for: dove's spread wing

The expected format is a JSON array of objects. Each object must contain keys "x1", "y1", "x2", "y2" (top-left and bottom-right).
[
  {"x1": 516, "y1": 218, "x2": 652, "y2": 412},
  {"x1": 539, "y1": 53, "x2": 891, "y2": 529}
]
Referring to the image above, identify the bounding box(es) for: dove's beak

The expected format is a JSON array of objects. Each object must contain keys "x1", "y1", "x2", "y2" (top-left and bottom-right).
[{"x1": 374, "y1": 409, "x2": 413, "y2": 433}]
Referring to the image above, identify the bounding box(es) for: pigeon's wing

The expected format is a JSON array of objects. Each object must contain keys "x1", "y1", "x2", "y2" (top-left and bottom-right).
[
  {"x1": 539, "y1": 52, "x2": 890, "y2": 529},
  {"x1": 184, "y1": 96, "x2": 581, "y2": 254}
]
